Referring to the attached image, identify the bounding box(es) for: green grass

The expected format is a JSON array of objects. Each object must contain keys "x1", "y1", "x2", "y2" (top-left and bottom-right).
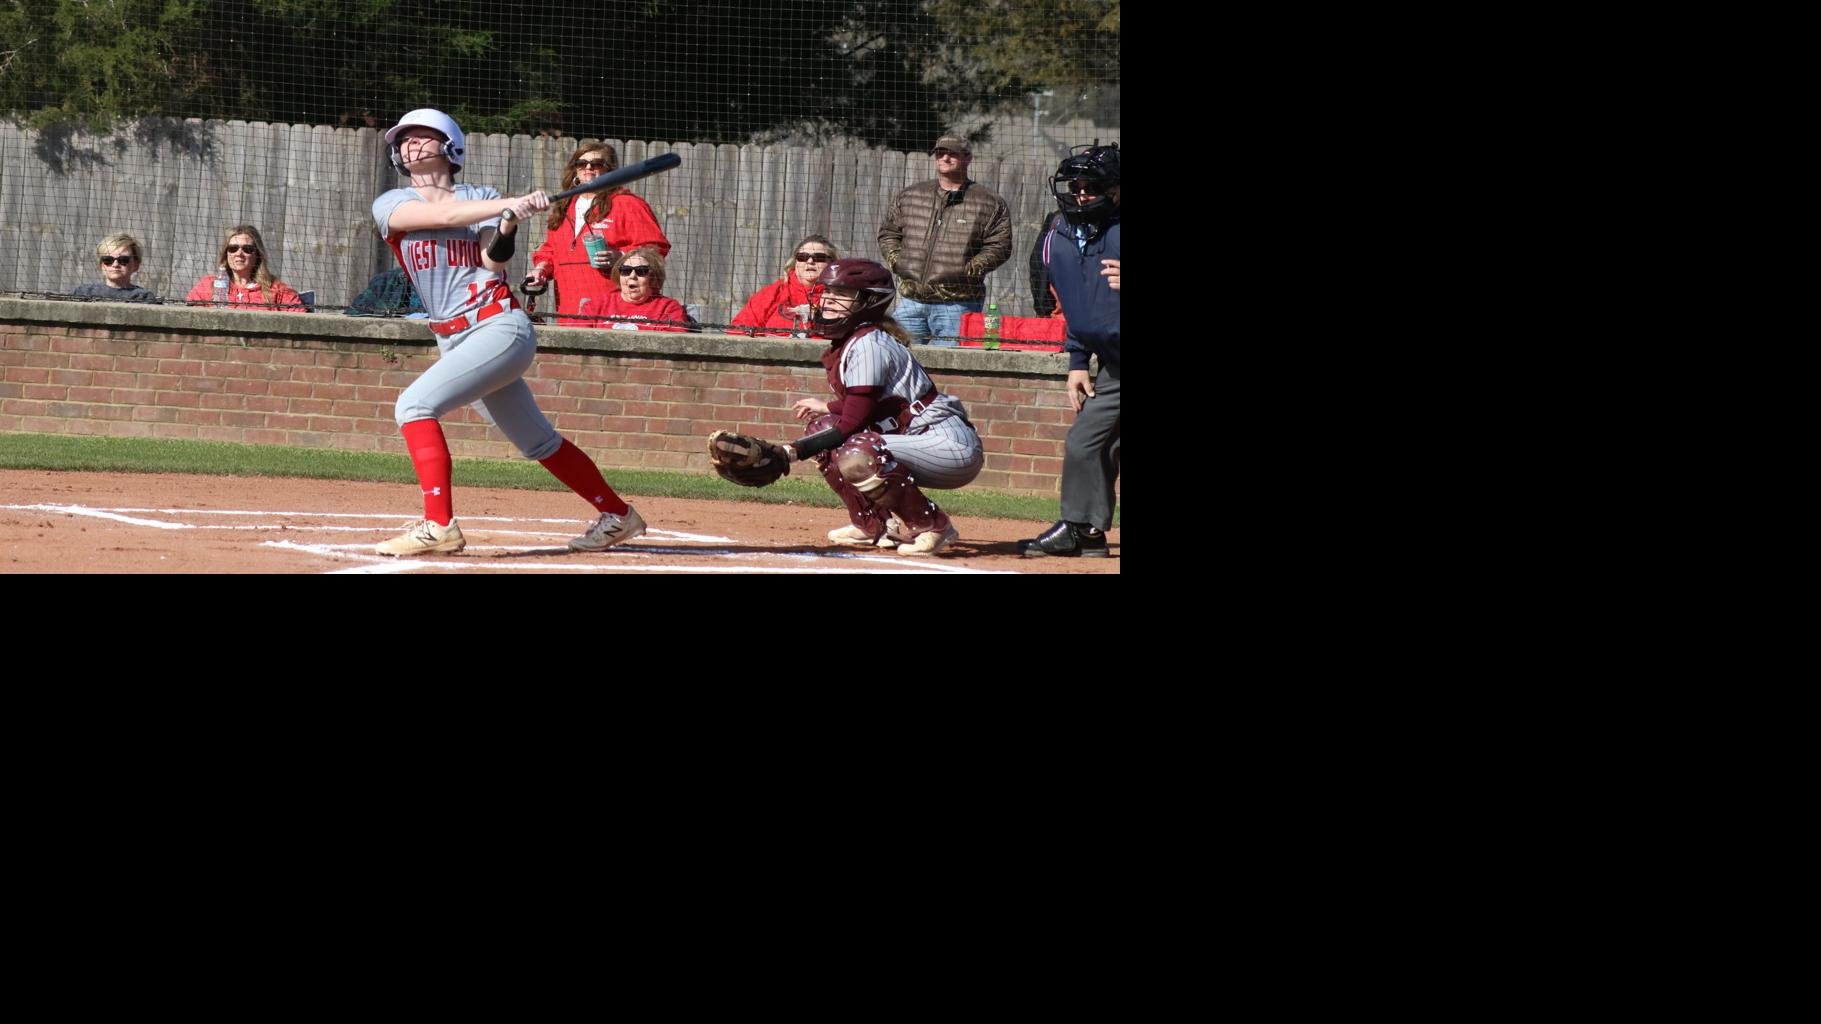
[{"x1": 0, "y1": 431, "x2": 1118, "y2": 524}]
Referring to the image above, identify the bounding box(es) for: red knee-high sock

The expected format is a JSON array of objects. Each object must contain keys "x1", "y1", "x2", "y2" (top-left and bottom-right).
[
  {"x1": 400, "y1": 419, "x2": 454, "y2": 525},
  {"x1": 539, "y1": 438, "x2": 628, "y2": 514}
]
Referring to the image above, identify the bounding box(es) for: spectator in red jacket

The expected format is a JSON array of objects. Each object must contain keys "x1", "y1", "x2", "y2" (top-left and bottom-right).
[
  {"x1": 184, "y1": 225, "x2": 306, "y2": 311},
  {"x1": 525, "y1": 142, "x2": 671, "y2": 326},
  {"x1": 729, "y1": 234, "x2": 839, "y2": 337},
  {"x1": 594, "y1": 248, "x2": 689, "y2": 331}
]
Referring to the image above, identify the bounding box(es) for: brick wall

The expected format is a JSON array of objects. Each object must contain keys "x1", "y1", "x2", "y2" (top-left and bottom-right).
[{"x1": 1, "y1": 298, "x2": 1096, "y2": 495}]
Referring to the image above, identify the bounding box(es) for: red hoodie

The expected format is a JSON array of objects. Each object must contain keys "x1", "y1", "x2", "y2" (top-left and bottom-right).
[
  {"x1": 730, "y1": 276, "x2": 825, "y2": 337},
  {"x1": 185, "y1": 275, "x2": 307, "y2": 311},
  {"x1": 592, "y1": 292, "x2": 690, "y2": 332}
]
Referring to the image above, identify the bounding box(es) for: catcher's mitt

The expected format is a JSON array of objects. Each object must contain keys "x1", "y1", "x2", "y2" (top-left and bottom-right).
[{"x1": 707, "y1": 430, "x2": 792, "y2": 487}]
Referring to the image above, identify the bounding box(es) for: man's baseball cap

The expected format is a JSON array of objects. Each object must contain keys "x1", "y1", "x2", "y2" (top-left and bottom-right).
[{"x1": 931, "y1": 135, "x2": 971, "y2": 155}]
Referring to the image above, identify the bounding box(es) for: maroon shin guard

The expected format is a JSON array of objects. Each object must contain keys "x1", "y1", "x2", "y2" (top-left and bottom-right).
[{"x1": 831, "y1": 432, "x2": 944, "y2": 533}]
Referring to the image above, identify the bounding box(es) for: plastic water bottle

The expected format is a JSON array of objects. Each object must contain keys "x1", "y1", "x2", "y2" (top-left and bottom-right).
[
  {"x1": 212, "y1": 266, "x2": 230, "y2": 307},
  {"x1": 577, "y1": 297, "x2": 591, "y2": 324},
  {"x1": 983, "y1": 302, "x2": 1001, "y2": 350}
]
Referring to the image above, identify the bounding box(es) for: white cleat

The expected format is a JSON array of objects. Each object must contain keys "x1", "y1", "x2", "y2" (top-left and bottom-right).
[
  {"x1": 898, "y1": 521, "x2": 959, "y2": 556},
  {"x1": 375, "y1": 518, "x2": 466, "y2": 556},
  {"x1": 569, "y1": 506, "x2": 646, "y2": 551},
  {"x1": 826, "y1": 524, "x2": 885, "y2": 548}
]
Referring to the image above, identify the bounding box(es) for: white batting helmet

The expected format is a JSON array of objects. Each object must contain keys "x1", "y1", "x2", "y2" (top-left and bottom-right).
[{"x1": 385, "y1": 108, "x2": 466, "y2": 173}]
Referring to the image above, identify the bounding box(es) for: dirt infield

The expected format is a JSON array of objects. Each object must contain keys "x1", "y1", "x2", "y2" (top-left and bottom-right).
[{"x1": 0, "y1": 470, "x2": 1119, "y2": 574}]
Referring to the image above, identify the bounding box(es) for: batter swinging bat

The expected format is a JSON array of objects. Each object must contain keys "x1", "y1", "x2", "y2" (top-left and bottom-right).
[{"x1": 548, "y1": 153, "x2": 682, "y2": 202}]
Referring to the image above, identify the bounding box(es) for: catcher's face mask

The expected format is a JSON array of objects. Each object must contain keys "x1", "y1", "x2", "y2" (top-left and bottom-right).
[{"x1": 812, "y1": 259, "x2": 895, "y2": 338}]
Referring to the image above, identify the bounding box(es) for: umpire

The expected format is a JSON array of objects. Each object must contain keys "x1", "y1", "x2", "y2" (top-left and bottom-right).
[{"x1": 1019, "y1": 144, "x2": 1121, "y2": 558}]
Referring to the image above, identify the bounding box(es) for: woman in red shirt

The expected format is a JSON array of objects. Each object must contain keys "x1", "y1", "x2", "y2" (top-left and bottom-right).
[
  {"x1": 525, "y1": 143, "x2": 671, "y2": 326},
  {"x1": 594, "y1": 248, "x2": 689, "y2": 332},
  {"x1": 730, "y1": 234, "x2": 837, "y2": 337},
  {"x1": 184, "y1": 225, "x2": 306, "y2": 311}
]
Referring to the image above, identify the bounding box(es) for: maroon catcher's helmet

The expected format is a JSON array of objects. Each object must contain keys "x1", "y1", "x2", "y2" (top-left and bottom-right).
[{"x1": 813, "y1": 258, "x2": 895, "y2": 339}]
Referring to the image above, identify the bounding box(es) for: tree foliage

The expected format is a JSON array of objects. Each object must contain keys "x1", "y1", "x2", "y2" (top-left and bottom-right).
[
  {"x1": 2, "y1": 0, "x2": 1119, "y2": 146},
  {"x1": 927, "y1": 0, "x2": 1119, "y2": 98},
  {"x1": 1, "y1": 0, "x2": 201, "y2": 130}
]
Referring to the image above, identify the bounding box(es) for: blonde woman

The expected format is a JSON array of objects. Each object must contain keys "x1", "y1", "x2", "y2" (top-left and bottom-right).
[
  {"x1": 184, "y1": 225, "x2": 305, "y2": 310},
  {"x1": 730, "y1": 234, "x2": 837, "y2": 336}
]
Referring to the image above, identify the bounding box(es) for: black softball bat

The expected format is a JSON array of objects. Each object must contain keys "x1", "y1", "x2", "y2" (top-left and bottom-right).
[{"x1": 548, "y1": 153, "x2": 682, "y2": 202}]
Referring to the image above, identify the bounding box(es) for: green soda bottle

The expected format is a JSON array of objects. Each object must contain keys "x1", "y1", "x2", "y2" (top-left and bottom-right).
[{"x1": 983, "y1": 302, "x2": 1001, "y2": 350}]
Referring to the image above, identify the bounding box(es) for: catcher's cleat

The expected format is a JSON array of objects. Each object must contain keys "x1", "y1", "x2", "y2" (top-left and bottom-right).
[
  {"x1": 1018, "y1": 520, "x2": 1108, "y2": 558},
  {"x1": 898, "y1": 521, "x2": 959, "y2": 556},
  {"x1": 375, "y1": 518, "x2": 466, "y2": 556},
  {"x1": 569, "y1": 506, "x2": 646, "y2": 551},
  {"x1": 826, "y1": 524, "x2": 885, "y2": 548}
]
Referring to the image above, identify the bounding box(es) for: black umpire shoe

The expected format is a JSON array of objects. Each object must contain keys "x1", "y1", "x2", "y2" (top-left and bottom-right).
[{"x1": 1019, "y1": 520, "x2": 1109, "y2": 558}]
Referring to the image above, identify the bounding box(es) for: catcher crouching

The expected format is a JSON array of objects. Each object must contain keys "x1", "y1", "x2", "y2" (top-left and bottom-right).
[{"x1": 706, "y1": 258, "x2": 983, "y2": 555}]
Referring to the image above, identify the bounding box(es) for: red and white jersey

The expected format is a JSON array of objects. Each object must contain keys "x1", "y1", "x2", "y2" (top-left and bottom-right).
[{"x1": 374, "y1": 184, "x2": 509, "y2": 322}]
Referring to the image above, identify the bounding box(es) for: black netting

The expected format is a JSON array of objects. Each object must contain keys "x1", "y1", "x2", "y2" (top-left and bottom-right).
[{"x1": 2, "y1": 0, "x2": 1119, "y2": 321}]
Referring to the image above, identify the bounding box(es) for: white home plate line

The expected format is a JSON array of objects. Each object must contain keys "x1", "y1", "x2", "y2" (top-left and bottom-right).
[
  {"x1": 97, "y1": 507, "x2": 736, "y2": 541},
  {"x1": 262, "y1": 540, "x2": 1006, "y2": 574},
  {"x1": 103, "y1": 507, "x2": 602, "y2": 525},
  {"x1": 6, "y1": 503, "x2": 1013, "y2": 574},
  {"x1": 326, "y1": 560, "x2": 431, "y2": 575},
  {"x1": 295, "y1": 540, "x2": 997, "y2": 572},
  {"x1": 58, "y1": 523, "x2": 729, "y2": 543},
  {"x1": 4, "y1": 503, "x2": 193, "y2": 528},
  {"x1": 1, "y1": 504, "x2": 733, "y2": 544}
]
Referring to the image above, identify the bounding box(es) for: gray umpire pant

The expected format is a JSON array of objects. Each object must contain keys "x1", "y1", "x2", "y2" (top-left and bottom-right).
[{"x1": 1060, "y1": 363, "x2": 1121, "y2": 531}]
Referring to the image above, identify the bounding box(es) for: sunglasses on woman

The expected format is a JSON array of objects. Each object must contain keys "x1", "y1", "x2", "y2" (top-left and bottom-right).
[
  {"x1": 619, "y1": 265, "x2": 652, "y2": 277},
  {"x1": 795, "y1": 252, "x2": 832, "y2": 263},
  {"x1": 573, "y1": 159, "x2": 611, "y2": 171},
  {"x1": 225, "y1": 244, "x2": 258, "y2": 254},
  {"x1": 98, "y1": 255, "x2": 135, "y2": 265}
]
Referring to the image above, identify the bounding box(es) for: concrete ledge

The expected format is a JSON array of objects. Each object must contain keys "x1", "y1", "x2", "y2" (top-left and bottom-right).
[
  {"x1": 3, "y1": 295, "x2": 435, "y2": 343},
  {"x1": 2, "y1": 295, "x2": 1070, "y2": 374}
]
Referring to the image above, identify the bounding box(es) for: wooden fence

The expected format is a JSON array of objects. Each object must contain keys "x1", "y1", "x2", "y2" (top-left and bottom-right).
[{"x1": 0, "y1": 118, "x2": 1095, "y2": 322}]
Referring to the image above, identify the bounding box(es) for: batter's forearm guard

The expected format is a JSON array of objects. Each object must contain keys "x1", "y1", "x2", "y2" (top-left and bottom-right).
[{"x1": 486, "y1": 228, "x2": 516, "y2": 263}]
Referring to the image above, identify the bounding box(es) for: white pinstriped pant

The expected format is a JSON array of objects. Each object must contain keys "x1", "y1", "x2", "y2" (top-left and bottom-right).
[{"x1": 864, "y1": 415, "x2": 984, "y2": 490}]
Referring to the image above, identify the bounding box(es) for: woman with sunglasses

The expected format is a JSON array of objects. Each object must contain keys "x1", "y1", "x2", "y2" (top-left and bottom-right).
[
  {"x1": 183, "y1": 226, "x2": 306, "y2": 310},
  {"x1": 525, "y1": 142, "x2": 671, "y2": 326},
  {"x1": 367, "y1": 108, "x2": 647, "y2": 556},
  {"x1": 593, "y1": 248, "x2": 689, "y2": 331},
  {"x1": 729, "y1": 235, "x2": 838, "y2": 336},
  {"x1": 72, "y1": 233, "x2": 159, "y2": 303}
]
